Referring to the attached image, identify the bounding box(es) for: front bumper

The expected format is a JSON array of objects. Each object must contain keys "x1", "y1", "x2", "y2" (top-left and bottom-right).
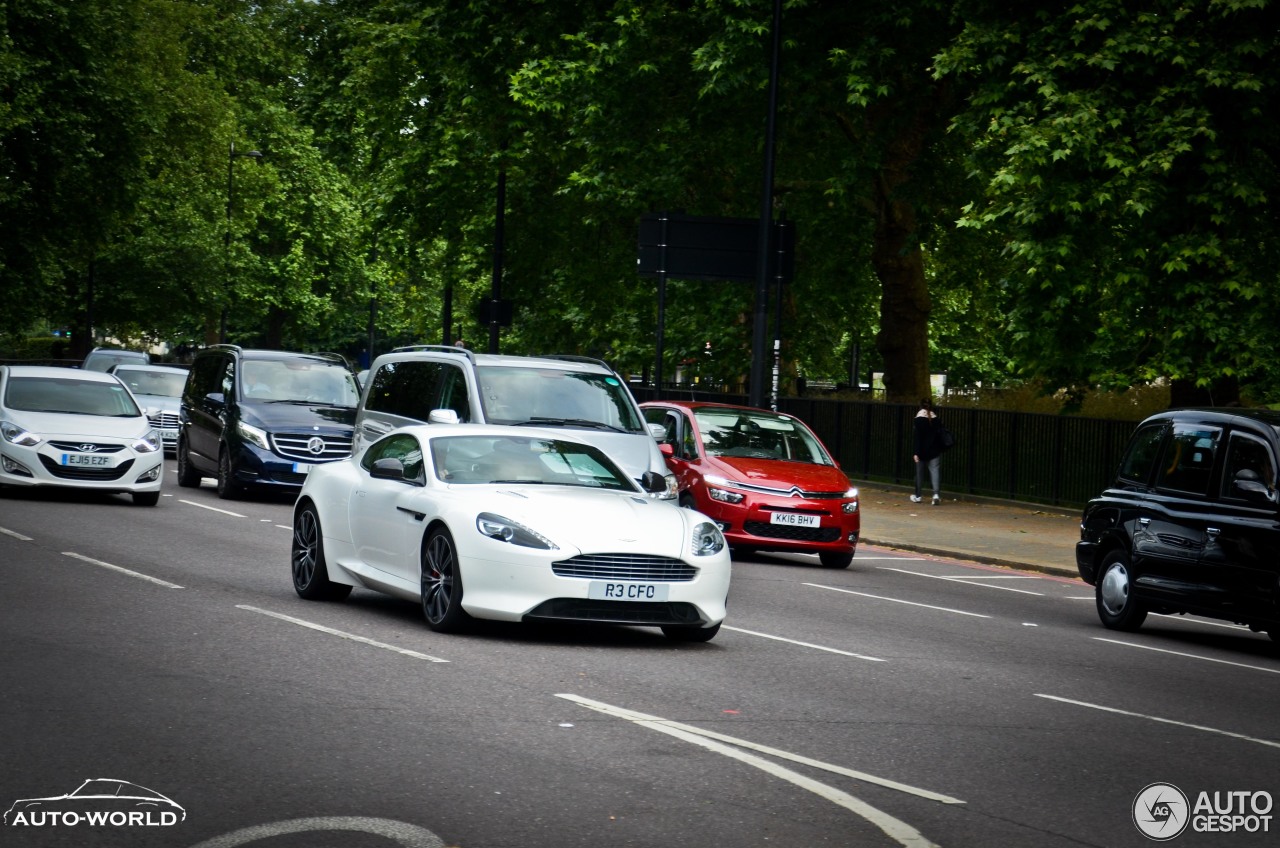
[
  {"x1": 696, "y1": 493, "x2": 859, "y2": 555},
  {"x1": 0, "y1": 441, "x2": 163, "y2": 494}
]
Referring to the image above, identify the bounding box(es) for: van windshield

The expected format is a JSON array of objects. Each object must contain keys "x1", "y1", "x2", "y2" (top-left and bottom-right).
[{"x1": 475, "y1": 366, "x2": 645, "y2": 433}]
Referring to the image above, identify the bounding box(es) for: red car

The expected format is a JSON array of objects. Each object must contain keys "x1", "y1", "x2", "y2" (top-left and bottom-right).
[{"x1": 640, "y1": 401, "x2": 859, "y2": 567}]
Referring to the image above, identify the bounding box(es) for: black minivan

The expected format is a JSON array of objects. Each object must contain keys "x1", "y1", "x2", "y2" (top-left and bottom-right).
[
  {"x1": 177, "y1": 346, "x2": 359, "y2": 499},
  {"x1": 1077, "y1": 408, "x2": 1280, "y2": 640}
]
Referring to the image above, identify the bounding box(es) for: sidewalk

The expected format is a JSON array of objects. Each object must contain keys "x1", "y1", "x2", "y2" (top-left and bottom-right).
[{"x1": 854, "y1": 483, "x2": 1083, "y2": 579}]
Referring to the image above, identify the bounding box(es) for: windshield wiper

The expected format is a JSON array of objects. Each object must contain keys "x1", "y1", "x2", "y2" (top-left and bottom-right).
[
  {"x1": 487, "y1": 478, "x2": 546, "y2": 484},
  {"x1": 513, "y1": 417, "x2": 626, "y2": 433}
]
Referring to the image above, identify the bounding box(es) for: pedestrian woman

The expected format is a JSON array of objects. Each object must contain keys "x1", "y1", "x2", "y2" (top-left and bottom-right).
[{"x1": 911, "y1": 397, "x2": 943, "y2": 505}]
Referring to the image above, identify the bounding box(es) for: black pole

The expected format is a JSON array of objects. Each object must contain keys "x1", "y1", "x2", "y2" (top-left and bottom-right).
[
  {"x1": 655, "y1": 214, "x2": 669, "y2": 390},
  {"x1": 224, "y1": 141, "x2": 262, "y2": 344},
  {"x1": 749, "y1": 0, "x2": 783, "y2": 408}
]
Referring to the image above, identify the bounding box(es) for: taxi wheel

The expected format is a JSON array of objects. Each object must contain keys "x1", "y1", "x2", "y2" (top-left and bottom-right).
[
  {"x1": 1096, "y1": 549, "x2": 1147, "y2": 631},
  {"x1": 819, "y1": 552, "x2": 853, "y2": 569},
  {"x1": 291, "y1": 502, "x2": 351, "y2": 601},
  {"x1": 176, "y1": 437, "x2": 202, "y2": 488},
  {"x1": 662, "y1": 623, "x2": 721, "y2": 643},
  {"x1": 216, "y1": 446, "x2": 244, "y2": 500},
  {"x1": 421, "y1": 527, "x2": 470, "y2": 633}
]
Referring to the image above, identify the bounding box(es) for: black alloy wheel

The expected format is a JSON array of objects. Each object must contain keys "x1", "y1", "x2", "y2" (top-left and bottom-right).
[
  {"x1": 291, "y1": 503, "x2": 351, "y2": 601},
  {"x1": 176, "y1": 436, "x2": 202, "y2": 488},
  {"x1": 421, "y1": 527, "x2": 469, "y2": 632},
  {"x1": 216, "y1": 446, "x2": 244, "y2": 500}
]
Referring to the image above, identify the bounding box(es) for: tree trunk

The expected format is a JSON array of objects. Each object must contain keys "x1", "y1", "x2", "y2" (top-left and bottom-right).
[{"x1": 871, "y1": 173, "x2": 931, "y2": 404}]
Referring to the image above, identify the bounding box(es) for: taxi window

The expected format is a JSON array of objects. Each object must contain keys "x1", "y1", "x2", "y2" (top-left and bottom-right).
[
  {"x1": 1221, "y1": 432, "x2": 1277, "y2": 500},
  {"x1": 1155, "y1": 425, "x2": 1221, "y2": 496},
  {"x1": 1118, "y1": 425, "x2": 1164, "y2": 485}
]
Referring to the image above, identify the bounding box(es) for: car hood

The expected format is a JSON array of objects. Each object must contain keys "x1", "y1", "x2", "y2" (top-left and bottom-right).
[
  {"x1": 467, "y1": 486, "x2": 697, "y2": 557},
  {"x1": 528, "y1": 428, "x2": 662, "y2": 482},
  {"x1": 9, "y1": 410, "x2": 151, "y2": 440},
  {"x1": 238, "y1": 402, "x2": 356, "y2": 432},
  {"x1": 703, "y1": 455, "x2": 853, "y2": 493},
  {"x1": 135, "y1": 396, "x2": 181, "y2": 415}
]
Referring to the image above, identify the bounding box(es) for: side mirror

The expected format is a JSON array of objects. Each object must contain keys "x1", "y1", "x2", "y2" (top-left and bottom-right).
[
  {"x1": 204, "y1": 391, "x2": 225, "y2": 408},
  {"x1": 659, "y1": 442, "x2": 674, "y2": 458},
  {"x1": 428, "y1": 408, "x2": 460, "y2": 424},
  {"x1": 647, "y1": 423, "x2": 667, "y2": 440},
  {"x1": 641, "y1": 471, "x2": 668, "y2": 494},
  {"x1": 370, "y1": 457, "x2": 407, "y2": 481}
]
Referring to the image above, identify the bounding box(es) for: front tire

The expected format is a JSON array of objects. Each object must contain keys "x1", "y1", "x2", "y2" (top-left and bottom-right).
[
  {"x1": 1096, "y1": 549, "x2": 1147, "y2": 631},
  {"x1": 217, "y1": 446, "x2": 244, "y2": 500},
  {"x1": 421, "y1": 527, "x2": 470, "y2": 632},
  {"x1": 176, "y1": 436, "x2": 202, "y2": 488},
  {"x1": 292, "y1": 503, "x2": 351, "y2": 601},
  {"x1": 819, "y1": 551, "x2": 853, "y2": 569},
  {"x1": 662, "y1": 622, "x2": 721, "y2": 642},
  {"x1": 132, "y1": 491, "x2": 160, "y2": 507}
]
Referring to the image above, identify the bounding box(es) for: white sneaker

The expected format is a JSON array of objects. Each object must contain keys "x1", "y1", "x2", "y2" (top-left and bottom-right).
[
  {"x1": 932, "y1": 494, "x2": 941, "y2": 505},
  {"x1": 909, "y1": 495, "x2": 922, "y2": 503}
]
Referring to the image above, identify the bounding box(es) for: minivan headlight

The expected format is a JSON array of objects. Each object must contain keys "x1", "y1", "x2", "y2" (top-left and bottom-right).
[{"x1": 237, "y1": 421, "x2": 270, "y2": 451}]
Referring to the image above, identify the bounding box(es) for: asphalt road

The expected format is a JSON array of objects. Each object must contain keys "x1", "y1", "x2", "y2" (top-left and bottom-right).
[{"x1": 1, "y1": 461, "x2": 1277, "y2": 848}]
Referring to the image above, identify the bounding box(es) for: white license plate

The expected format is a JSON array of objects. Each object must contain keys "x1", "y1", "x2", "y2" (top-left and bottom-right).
[
  {"x1": 158, "y1": 429, "x2": 178, "y2": 442},
  {"x1": 62, "y1": 453, "x2": 113, "y2": 467},
  {"x1": 770, "y1": 512, "x2": 820, "y2": 528},
  {"x1": 588, "y1": 581, "x2": 670, "y2": 602},
  {"x1": 292, "y1": 463, "x2": 313, "y2": 474}
]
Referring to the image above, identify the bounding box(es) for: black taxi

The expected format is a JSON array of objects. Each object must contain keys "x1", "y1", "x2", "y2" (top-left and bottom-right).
[{"x1": 1076, "y1": 408, "x2": 1280, "y2": 640}]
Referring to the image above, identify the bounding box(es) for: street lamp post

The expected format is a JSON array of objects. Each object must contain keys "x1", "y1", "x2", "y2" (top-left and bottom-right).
[{"x1": 222, "y1": 141, "x2": 264, "y2": 343}]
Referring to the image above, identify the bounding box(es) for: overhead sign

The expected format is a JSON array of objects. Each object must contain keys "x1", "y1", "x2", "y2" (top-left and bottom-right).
[{"x1": 637, "y1": 213, "x2": 794, "y2": 283}]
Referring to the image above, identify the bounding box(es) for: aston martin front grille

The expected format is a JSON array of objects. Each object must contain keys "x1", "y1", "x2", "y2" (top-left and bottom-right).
[{"x1": 552, "y1": 553, "x2": 697, "y2": 582}]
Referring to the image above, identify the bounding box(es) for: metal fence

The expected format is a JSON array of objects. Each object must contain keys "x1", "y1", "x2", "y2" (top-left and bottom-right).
[{"x1": 632, "y1": 386, "x2": 1137, "y2": 509}]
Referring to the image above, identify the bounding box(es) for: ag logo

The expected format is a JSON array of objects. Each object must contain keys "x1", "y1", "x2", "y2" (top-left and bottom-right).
[{"x1": 1133, "y1": 782, "x2": 1190, "y2": 841}]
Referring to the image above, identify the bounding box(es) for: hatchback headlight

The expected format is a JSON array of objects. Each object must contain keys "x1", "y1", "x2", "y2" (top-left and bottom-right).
[
  {"x1": 691, "y1": 521, "x2": 726, "y2": 556},
  {"x1": 237, "y1": 421, "x2": 270, "y2": 451},
  {"x1": 132, "y1": 431, "x2": 162, "y2": 454},
  {"x1": 0, "y1": 421, "x2": 40, "y2": 447},
  {"x1": 843, "y1": 487, "x2": 859, "y2": 514},
  {"x1": 476, "y1": 512, "x2": 558, "y2": 550}
]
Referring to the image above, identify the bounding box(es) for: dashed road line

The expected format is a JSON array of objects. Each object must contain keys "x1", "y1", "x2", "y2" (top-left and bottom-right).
[
  {"x1": 62, "y1": 551, "x2": 184, "y2": 589},
  {"x1": 806, "y1": 583, "x2": 991, "y2": 618},
  {"x1": 237, "y1": 605, "x2": 450, "y2": 663},
  {"x1": 1036, "y1": 694, "x2": 1280, "y2": 749}
]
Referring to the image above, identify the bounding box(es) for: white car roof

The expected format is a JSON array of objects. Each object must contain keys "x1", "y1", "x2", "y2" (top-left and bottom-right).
[
  {"x1": 372, "y1": 348, "x2": 612, "y2": 375},
  {"x1": 3, "y1": 365, "x2": 122, "y2": 384},
  {"x1": 391, "y1": 422, "x2": 596, "y2": 444}
]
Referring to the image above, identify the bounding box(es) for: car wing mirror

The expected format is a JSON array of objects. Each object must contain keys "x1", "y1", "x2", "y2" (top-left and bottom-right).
[
  {"x1": 641, "y1": 470, "x2": 668, "y2": 494},
  {"x1": 204, "y1": 391, "x2": 225, "y2": 407},
  {"x1": 647, "y1": 423, "x2": 667, "y2": 440},
  {"x1": 370, "y1": 457, "x2": 407, "y2": 481},
  {"x1": 658, "y1": 442, "x2": 674, "y2": 458},
  {"x1": 428, "y1": 408, "x2": 460, "y2": 424}
]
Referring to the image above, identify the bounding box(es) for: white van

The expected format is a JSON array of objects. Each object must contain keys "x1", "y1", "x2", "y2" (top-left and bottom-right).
[{"x1": 354, "y1": 346, "x2": 676, "y2": 498}]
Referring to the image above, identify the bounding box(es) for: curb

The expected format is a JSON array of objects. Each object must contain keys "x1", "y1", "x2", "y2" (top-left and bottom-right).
[{"x1": 859, "y1": 536, "x2": 1083, "y2": 581}]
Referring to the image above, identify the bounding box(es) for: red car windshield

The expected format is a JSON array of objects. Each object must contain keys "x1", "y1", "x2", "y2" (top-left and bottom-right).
[{"x1": 693, "y1": 409, "x2": 834, "y2": 465}]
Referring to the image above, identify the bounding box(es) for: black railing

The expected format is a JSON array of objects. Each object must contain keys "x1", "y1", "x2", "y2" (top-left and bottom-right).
[{"x1": 632, "y1": 386, "x2": 1134, "y2": 509}]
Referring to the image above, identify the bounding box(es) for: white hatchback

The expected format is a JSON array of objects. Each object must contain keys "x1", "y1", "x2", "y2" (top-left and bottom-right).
[
  {"x1": 0, "y1": 366, "x2": 165, "y2": 506},
  {"x1": 291, "y1": 423, "x2": 730, "y2": 641}
]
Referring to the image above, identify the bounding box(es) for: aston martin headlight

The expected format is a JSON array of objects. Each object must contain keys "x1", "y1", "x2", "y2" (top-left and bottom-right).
[
  {"x1": 476, "y1": 512, "x2": 558, "y2": 550},
  {"x1": 0, "y1": 421, "x2": 40, "y2": 447},
  {"x1": 132, "y1": 431, "x2": 162, "y2": 453},
  {"x1": 691, "y1": 521, "x2": 725, "y2": 556},
  {"x1": 237, "y1": 421, "x2": 270, "y2": 451}
]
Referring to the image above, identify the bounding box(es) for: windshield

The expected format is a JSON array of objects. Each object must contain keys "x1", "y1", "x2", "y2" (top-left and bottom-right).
[
  {"x1": 693, "y1": 408, "x2": 834, "y2": 464},
  {"x1": 430, "y1": 434, "x2": 637, "y2": 490},
  {"x1": 475, "y1": 365, "x2": 644, "y2": 433},
  {"x1": 5, "y1": 376, "x2": 142, "y2": 418},
  {"x1": 239, "y1": 359, "x2": 360, "y2": 407},
  {"x1": 115, "y1": 368, "x2": 186, "y2": 398}
]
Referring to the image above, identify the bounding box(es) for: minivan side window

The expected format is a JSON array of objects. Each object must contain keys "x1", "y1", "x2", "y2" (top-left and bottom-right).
[
  {"x1": 437, "y1": 365, "x2": 471, "y2": 423},
  {"x1": 1117, "y1": 425, "x2": 1165, "y2": 485},
  {"x1": 1221, "y1": 432, "x2": 1277, "y2": 500},
  {"x1": 367, "y1": 361, "x2": 443, "y2": 421},
  {"x1": 1155, "y1": 424, "x2": 1222, "y2": 496}
]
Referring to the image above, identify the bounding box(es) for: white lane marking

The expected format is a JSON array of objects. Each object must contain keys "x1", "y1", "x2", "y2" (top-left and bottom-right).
[
  {"x1": 806, "y1": 583, "x2": 991, "y2": 618},
  {"x1": 178, "y1": 499, "x2": 246, "y2": 518},
  {"x1": 1, "y1": 526, "x2": 34, "y2": 541},
  {"x1": 1094, "y1": 638, "x2": 1280, "y2": 675},
  {"x1": 1036, "y1": 694, "x2": 1280, "y2": 750},
  {"x1": 62, "y1": 552, "x2": 184, "y2": 589},
  {"x1": 1067, "y1": 596, "x2": 1095, "y2": 600},
  {"x1": 237, "y1": 605, "x2": 449, "y2": 663},
  {"x1": 274, "y1": 524, "x2": 290, "y2": 530},
  {"x1": 878, "y1": 567, "x2": 1045, "y2": 596},
  {"x1": 1151, "y1": 613, "x2": 1252, "y2": 632},
  {"x1": 850, "y1": 556, "x2": 928, "y2": 561},
  {"x1": 558, "y1": 694, "x2": 956, "y2": 848},
  {"x1": 186, "y1": 817, "x2": 445, "y2": 848},
  {"x1": 723, "y1": 626, "x2": 885, "y2": 661}
]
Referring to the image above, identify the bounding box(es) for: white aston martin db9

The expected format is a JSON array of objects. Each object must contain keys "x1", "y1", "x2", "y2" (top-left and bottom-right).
[{"x1": 291, "y1": 423, "x2": 730, "y2": 641}]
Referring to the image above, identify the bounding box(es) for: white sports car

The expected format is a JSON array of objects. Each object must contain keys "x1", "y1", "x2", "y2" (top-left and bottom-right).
[{"x1": 292, "y1": 423, "x2": 731, "y2": 641}]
